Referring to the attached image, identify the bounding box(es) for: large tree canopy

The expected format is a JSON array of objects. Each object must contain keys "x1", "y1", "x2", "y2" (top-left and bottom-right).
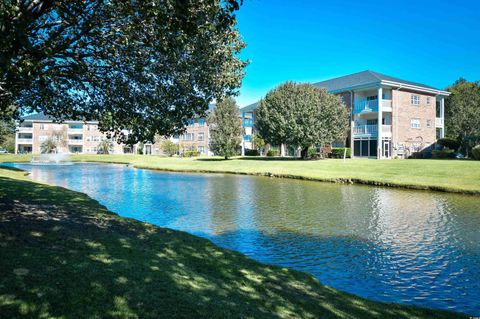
[
  {"x1": 256, "y1": 82, "x2": 348, "y2": 159},
  {"x1": 445, "y1": 78, "x2": 480, "y2": 156},
  {"x1": 1, "y1": 0, "x2": 246, "y2": 143}
]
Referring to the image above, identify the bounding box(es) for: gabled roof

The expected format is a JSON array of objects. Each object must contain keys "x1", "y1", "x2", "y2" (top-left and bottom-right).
[
  {"x1": 21, "y1": 112, "x2": 54, "y2": 121},
  {"x1": 313, "y1": 70, "x2": 445, "y2": 93}
]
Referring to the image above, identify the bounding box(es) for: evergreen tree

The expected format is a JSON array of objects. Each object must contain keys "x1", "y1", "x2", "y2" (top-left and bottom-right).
[{"x1": 208, "y1": 98, "x2": 242, "y2": 159}]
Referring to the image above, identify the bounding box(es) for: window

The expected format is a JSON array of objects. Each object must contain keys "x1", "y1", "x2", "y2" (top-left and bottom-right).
[
  {"x1": 244, "y1": 112, "x2": 253, "y2": 119},
  {"x1": 426, "y1": 119, "x2": 432, "y2": 128},
  {"x1": 198, "y1": 146, "x2": 205, "y2": 154},
  {"x1": 197, "y1": 132, "x2": 204, "y2": 141},
  {"x1": 39, "y1": 124, "x2": 48, "y2": 130},
  {"x1": 426, "y1": 97, "x2": 431, "y2": 105},
  {"x1": 198, "y1": 119, "x2": 205, "y2": 126},
  {"x1": 411, "y1": 95, "x2": 420, "y2": 105},
  {"x1": 366, "y1": 95, "x2": 377, "y2": 101},
  {"x1": 188, "y1": 120, "x2": 195, "y2": 127},
  {"x1": 411, "y1": 118, "x2": 421, "y2": 129}
]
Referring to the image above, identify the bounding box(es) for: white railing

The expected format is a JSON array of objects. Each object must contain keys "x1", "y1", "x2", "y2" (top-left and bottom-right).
[
  {"x1": 353, "y1": 124, "x2": 391, "y2": 136},
  {"x1": 16, "y1": 138, "x2": 33, "y2": 143},
  {"x1": 353, "y1": 124, "x2": 378, "y2": 136},
  {"x1": 68, "y1": 139, "x2": 84, "y2": 144},
  {"x1": 354, "y1": 99, "x2": 393, "y2": 113},
  {"x1": 17, "y1": 126, "x2": 33, "y2": 132},
  {"x1": 382, "y1": 100, "x2": 393, "y2": 109},
  {"x1": 68, "y1": 128, "x2": 83, "y2": 133},
  {"x1": 435, "y1": 118, "x2": 444, "y2": 127}
]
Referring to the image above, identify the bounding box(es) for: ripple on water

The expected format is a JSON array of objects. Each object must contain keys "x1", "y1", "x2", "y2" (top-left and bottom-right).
[{"x1": 10, "y1": 162, "x2": 480, "y2": 316}]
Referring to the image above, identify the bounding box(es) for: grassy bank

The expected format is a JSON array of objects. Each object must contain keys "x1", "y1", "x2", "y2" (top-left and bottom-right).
[
  {"x1": 0, "y1": 167, "x2": 467, "y2": 318},
  {"x1": 2, "y1": 154, "x2": 480, "y2": 194}
]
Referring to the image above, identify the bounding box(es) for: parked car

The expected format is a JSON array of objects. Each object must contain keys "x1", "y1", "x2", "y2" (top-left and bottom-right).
[{"x1": 0, "y1": 149, "x2": 9, "y2": 154}]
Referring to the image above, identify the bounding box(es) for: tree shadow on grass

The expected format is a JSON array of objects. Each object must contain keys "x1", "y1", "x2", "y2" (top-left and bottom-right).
[{"x1": 0, "y1": 177, "x2": 467, "y2": 319}]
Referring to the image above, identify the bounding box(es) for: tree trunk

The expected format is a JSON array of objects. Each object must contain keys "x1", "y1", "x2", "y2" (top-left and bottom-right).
[{"x1": 301, "y1": 146, "x2": 309, "y2": 159}]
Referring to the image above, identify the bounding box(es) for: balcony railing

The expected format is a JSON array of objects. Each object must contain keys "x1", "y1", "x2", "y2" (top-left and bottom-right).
[
  {"x1": 243, "y1": 119, "x2": 254, "y2": 127},
  {"x1": 353, "y1": 99, "x2": 392, "y2": 113},
  {"x1": 16, "y1": 138, "x2": 33, "y2": 144},
  {"x1": 353, "y1": 124, "x2": 392, "y2": 137},
  {"x1": 68, "y1": 128, "x2": 83, "y2": 133},
  {"x1": 435, "y1": 118, "x2": 444, "y2": 127},
  {"x1": 68, "y1": 139, "x2": 84, "y2": 144},
  {"x1": 353, "y1": 124, "x2": 378, "y2": 136},
  {"x1": 17, "y1": 126, "x2": 33, "y2": 132}
]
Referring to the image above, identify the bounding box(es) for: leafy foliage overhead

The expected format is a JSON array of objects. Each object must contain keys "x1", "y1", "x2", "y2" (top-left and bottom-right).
[
  {"x1": 1, "y1": 0, "x2": 246, "y2": 143},
  {"x1": 445, "y1": 78, "x2": 480, "y2": 156},
  {"x1": 255, "y1": 82, "x2": 349, "y2": 158},
  {"x1": 208, "y1": 97, "x2": 242, "y2": 159}
]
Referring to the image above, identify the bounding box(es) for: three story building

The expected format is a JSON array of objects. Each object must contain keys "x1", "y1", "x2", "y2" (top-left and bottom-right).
[{"x1": 240, "y1": 70, "x2": 450, "y2": 159}]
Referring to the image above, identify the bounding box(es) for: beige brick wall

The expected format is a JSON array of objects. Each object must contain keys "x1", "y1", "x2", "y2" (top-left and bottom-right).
[
  {"x1": 392, "y1": 90, "x2": 436, "y2": 156},
  {"x1": 179, "y1": 118, "x2": 210, "y2": 154},
  {"x1": 21, "y1": 121, "x2": 131, "y2": 154}
]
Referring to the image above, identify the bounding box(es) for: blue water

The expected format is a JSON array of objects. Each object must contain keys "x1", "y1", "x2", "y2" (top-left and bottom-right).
[{"x1": 7, "y1": 163, "x2": 480, "y2": 315}]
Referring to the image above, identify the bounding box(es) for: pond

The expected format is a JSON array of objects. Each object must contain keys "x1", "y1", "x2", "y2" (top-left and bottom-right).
[{"x1": 8, "y1": 163, "x2": 480, "y2": 315}]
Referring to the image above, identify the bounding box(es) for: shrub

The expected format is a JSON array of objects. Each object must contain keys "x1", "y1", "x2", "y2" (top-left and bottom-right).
[
  {"x1": 432, "y1": 149, "x2": 455, "y2": 159},
  {"x1": 307, "y1": 147, "x2": 318, "y2": 158},
  {"x1": 245, "y1": 149, "x2": 259, "y2": 156},
  {"x1": 182, "y1": 150, "x2": 199, "y2": 157},
  {"x1": 330, "y1": 147, "x2": 351, "y2": 158},
  {"x1": 436, "y1": 138, "x2": 460, "y2": 151},
  {"x1": 472, "y1": 145, "x2": 480, "y2": 160},
  {"x1": 266, "y1": 149, "x2": 279, "y2": 157},
  {"x1": 410, "y1": 151, "x2": 432, "y2": 159},
  {"x1": 161, "y1": 140, "x2": 179, "y2": 157}
]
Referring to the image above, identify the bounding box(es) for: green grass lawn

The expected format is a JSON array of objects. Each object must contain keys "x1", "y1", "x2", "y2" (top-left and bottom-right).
[
  {"x1": 0, "y1": 167, "x2": 468, "y2": 318},
  {"x1": 2, "y1": 154, "x2": 480, "y2": 194}
]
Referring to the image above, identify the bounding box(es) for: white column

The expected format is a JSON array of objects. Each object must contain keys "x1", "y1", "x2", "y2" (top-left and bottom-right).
[
  {"x1": 440, "y1": 96, "x2": 445, "y2": 138},
  {"x1": 377, "y1": 87, "x2": 383, "y2": 159}
]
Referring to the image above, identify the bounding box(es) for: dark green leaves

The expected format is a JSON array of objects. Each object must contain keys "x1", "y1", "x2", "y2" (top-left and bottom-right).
[{"x1": 1, "y1": 0, "x2": 246, "y2": 143}]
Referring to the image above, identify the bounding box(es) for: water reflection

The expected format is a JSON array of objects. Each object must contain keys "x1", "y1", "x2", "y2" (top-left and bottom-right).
[{"x1": 11, "y1": 163, "x2": 480, "y2": 315}]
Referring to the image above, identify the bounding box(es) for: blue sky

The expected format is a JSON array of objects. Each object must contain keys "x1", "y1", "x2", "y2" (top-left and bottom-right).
[{"x1": 235, "y1": 0, "x2": 480, "y2": 107}]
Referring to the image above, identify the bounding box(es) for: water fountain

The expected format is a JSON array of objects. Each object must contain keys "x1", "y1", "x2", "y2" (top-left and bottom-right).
[{"x1": 31, "y1": 152, "x2": 72, "y2": 165}]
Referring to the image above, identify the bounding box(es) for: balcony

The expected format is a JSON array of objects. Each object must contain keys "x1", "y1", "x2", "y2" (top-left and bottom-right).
[
  {"x1": 353, "y1": 99, "x2": 392, "y2": 113},
  {"x1": 17, "y1": 138, "x2": 33, "y2": 144},
  {"x1": 435, "y1": 118, "x2": 444, "y2": 127},
  {"x1": 353, "y1": 124, "x2": 392, "y2": 137},
  {"x1": 68, "y1": 128, "x2": 83, "y2": 133},
  {"x1": 243, "y1": 118, "x2": 254, "y2": 127},
  {"x1": 68, "y1": 139, "x2": 84, "y2": 145},
  {"x1": 17, "y1": 126, "x2": 33, "y2": 132}
]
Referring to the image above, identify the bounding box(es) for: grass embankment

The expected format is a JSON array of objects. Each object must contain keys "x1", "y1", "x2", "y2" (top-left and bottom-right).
[
  {"x1": 3, "y1": 154, "x2": 480, "y2": 194},
  {"x1": 0, "y1": 167, "x2": 468, "y2": 318}
]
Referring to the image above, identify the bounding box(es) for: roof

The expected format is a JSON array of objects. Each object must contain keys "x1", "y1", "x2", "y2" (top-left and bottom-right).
[
  {"x1": 240, "y1": 102, "x2": 258, "y2": 113},
  {"x1": 313, "y1": 70, "x2": 443, "y2": 93},
  {"x1": 21, "y1": 112, "x2": 55, "y2": 121}
]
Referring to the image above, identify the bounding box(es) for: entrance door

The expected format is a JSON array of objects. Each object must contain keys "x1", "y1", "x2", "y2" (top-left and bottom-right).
[{"x1": 383, "y1": 140, "x2": 390, "y2": 158}]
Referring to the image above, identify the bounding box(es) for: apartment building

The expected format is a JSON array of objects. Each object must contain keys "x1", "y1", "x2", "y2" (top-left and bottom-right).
[
  {"x1": 240, "y1": 70, "x2": 449, "y2": 159},
  {"x1": 15, "y1": 113, "x2": 133, "y2": 154},
  {"x1": 143, "y1": 117, "x2": 211, "y2": 156}
]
